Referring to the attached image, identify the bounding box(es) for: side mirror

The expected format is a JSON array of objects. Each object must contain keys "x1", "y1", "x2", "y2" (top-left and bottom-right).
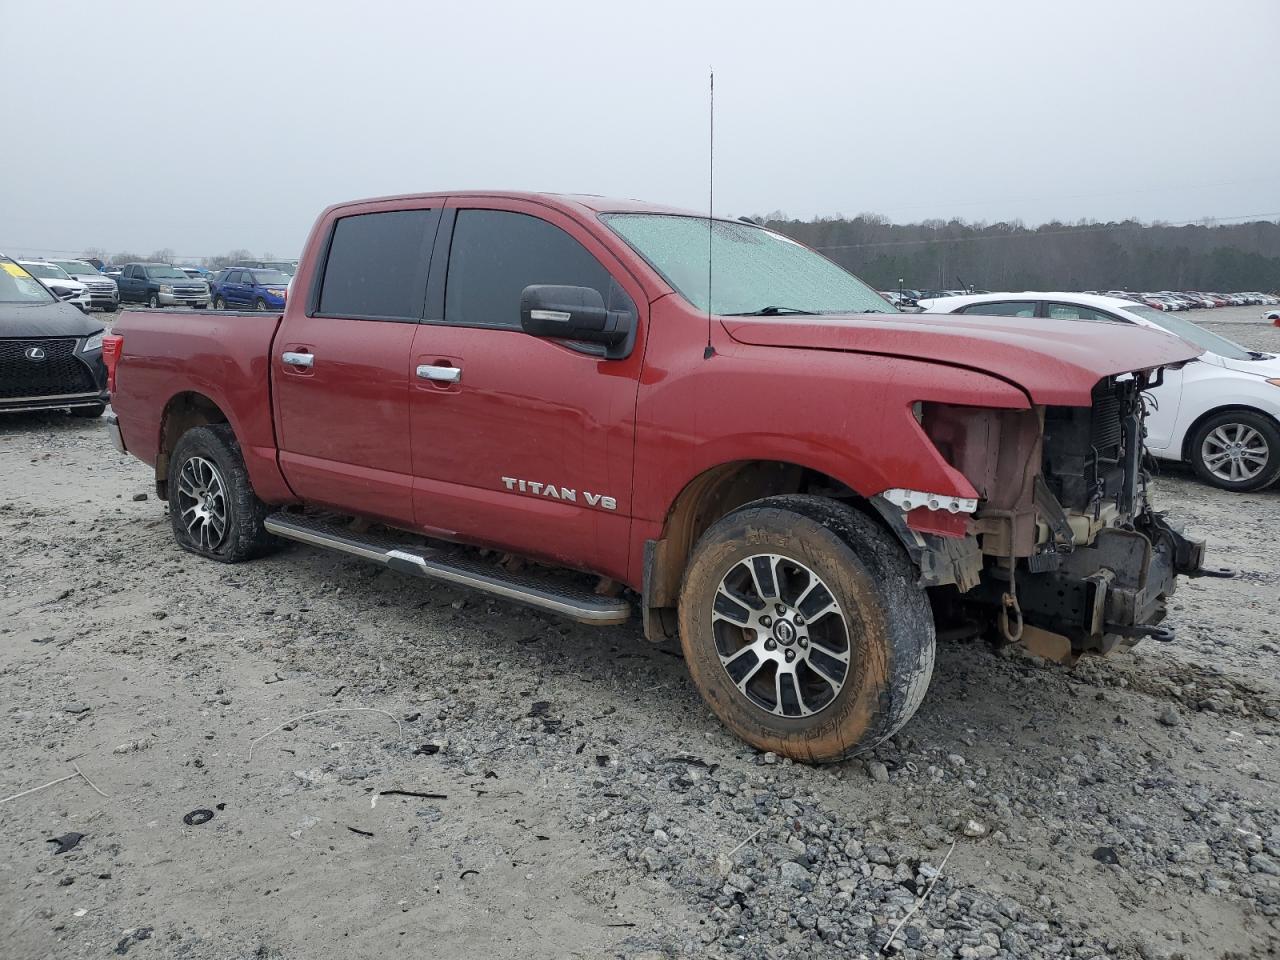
[{"x1": 520, "y1": 285, "x2": 632, "y2": 356}]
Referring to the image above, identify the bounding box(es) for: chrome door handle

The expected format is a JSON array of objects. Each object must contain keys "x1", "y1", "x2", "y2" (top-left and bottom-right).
[
  {"x1": 282, "y1": 351, "x2": 313, "y2": 368},
  {"x1": 416, "y1": 364, "x2": 461, "y2": 383}
]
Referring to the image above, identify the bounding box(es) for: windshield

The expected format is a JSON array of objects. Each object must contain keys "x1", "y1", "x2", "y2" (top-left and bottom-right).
[
  {"x1": 602, "y1": 214, "x2": 895, "y2": 316},
  {"x1": 1126, "y1": 305, "x2": 1255, "y2": 360},
  {"x1": 0, "y1": 259, "x2": 56, "y2": 303},
  {"x1": 148, "y1": 265, "x2": 190, "y2": 280},
  {"x1": 52, "y1": 260, "x2": 97, "y2": 276},
  {"x1": 263, "y1": 261, "x2": 296, "y2": 275},
  {"x1": 21, "y1": 262, "x2": 70, "y2": 280},
  {"x1": 249, "y1": 269, "x2": 290, "y2": 284}
]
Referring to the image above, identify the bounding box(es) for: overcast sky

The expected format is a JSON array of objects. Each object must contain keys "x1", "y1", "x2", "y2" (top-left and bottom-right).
[{"x1": 2, "y1": 0, "x2": 1277, "y2": 261}]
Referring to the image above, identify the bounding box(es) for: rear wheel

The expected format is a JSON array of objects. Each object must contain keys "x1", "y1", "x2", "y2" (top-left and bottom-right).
[
  {"x1": 166, "y1": 424, "x2": 277, "y2": 562},
  {"x1": 678, "y1": 495, "x2": 935, "y2": 762},
  {"x1": 1189, "y1": 410, "x2": 1280, "y2": 492}
]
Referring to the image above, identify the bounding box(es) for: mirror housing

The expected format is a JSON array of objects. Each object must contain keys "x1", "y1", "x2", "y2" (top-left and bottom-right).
[{"x1": 520, "y1": 284, "x2": 633, "y2": 357}]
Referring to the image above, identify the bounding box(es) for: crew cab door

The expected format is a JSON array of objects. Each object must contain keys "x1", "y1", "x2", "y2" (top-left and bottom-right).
[
  {"x1": 407, "y1": 199, "x2": 646, "y2": 582},
  {"x1": 271, "y1": 204, "x2": 440, "y2": 527}
]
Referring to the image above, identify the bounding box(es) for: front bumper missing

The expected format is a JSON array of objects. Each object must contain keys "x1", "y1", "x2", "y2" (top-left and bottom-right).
[{"x1": 1008, "y1": 513, "x2": 1232, "y2": 653}]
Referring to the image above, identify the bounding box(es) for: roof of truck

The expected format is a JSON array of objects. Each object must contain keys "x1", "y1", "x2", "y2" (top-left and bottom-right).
[{"x1": 325, "y1": 190, "x2": 714, "y2": 219}]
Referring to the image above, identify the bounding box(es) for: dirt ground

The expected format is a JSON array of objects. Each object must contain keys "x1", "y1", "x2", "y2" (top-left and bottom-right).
[{"x1": 1, "y1": 307, "x2": 1277, "y2": 960}]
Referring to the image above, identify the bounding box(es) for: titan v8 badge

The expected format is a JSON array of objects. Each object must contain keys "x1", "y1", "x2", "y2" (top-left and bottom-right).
[{"x1": 500, "y1": 476, "x2": 616, "y2": 511}]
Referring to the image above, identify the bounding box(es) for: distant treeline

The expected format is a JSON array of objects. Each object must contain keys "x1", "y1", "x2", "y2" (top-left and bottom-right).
[{"x1": 759, "y1": 213, "x2": 1280, "y2": 293}]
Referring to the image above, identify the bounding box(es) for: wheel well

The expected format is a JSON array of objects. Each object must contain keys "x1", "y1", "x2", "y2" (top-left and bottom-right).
[
  {"x1": 156, "y1": 392, "x2": 230, "y2": 499},
  {"x1": 1179, "y1": 404, "x2": 1273, "y2": 461},
  {"x1": 641, "y1": 461, "x2": 870, "y2": 640}
]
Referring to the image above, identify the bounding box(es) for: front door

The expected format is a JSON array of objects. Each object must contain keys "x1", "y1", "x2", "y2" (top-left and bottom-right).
[
  {"x1": 408, "y1": 200, "x2": 646, "y2": 582},
  {"x1": 272, "y1": 205, "x2": 440, "y2": 527}
]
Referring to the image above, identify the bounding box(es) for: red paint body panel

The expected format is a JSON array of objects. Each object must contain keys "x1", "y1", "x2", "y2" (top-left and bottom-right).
[
  {"x1": 108, "y1": 311, "x2": 295, "y2": 503},
  {"x1": 723, "y1": 312, "x2": 1200, "y2": 407},
  {"x1": 110, "y1": 190, "x2": 1202, "y2": 595}
]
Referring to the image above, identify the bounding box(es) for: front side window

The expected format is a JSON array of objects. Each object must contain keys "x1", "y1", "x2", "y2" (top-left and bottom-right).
[
  {"x1": 602, "y1": 214, "x2": 893, "y2": 316},
  {"x1": 1047, "y1": 302, "x2": 1120, "y2": 323},
  {"x1": 444, "y1": 210, "x2": 621, "y2": 329},
  {"x1": 318, "y1": 209, "x2": 434, "y2": 320},
  {"x1": 958, "y1": 301, "x2": 1037, "y2": 318}
]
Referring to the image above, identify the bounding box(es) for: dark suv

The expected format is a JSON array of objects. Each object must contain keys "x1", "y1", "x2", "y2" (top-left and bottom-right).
[{"x1": 0, "y1": 254, "x2": 109, "y2": 417}]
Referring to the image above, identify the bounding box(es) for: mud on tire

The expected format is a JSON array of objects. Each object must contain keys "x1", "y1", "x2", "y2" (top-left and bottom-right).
[
  {"x1": 677, "y1": 495, "x2": 935, "y2": 763},
  {"x1": 166, "y1": 424, "x2": 277, "y2": 563}
]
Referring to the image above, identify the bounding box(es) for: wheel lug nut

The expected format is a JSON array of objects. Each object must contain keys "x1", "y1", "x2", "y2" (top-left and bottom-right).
[
  {"x1": 784, "y1": 649, "x2": 796, "y2": 663},
  {"x1": 798, "y1": 637, "x2": 808, "y2": 648},
  {"x1": 760, "y1": 615, "x2": 772, "y2": 628},
  {"x1": 764, "y1": 639, "x2": 777, "y2": 651},
  {"x1": 775, "y1": 604, "x2": 786, "y2": 616},
  {"x1": 794, "y1": 614, "x2": 805, "y2": 625}
]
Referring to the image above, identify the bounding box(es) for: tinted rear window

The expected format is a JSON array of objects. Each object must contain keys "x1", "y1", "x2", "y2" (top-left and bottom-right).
[{"x1": 318, "y1": 210, "x2": 434, "y2": 319}]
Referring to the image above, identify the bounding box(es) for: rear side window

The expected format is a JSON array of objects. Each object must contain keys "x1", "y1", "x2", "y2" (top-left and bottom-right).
[
  {"x1": 959, "y1": 301, "x2": 1036, "y2": 318},
  {"x1": 318, "y1": 209, "x2": 435, "y2": 320},
  {"x1": 444, "y1": 210, "x2": 620, "y2": 329}
]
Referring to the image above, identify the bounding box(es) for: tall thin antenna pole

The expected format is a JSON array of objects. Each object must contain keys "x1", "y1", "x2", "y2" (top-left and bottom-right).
[{"x1": 704, "y1": 67, "x2": 715, "y2": 360}]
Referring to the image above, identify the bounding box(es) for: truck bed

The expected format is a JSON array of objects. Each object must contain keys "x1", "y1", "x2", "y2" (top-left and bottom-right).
[{"x1": 110, "y1": 308, "x2": 287, "y2": 500}]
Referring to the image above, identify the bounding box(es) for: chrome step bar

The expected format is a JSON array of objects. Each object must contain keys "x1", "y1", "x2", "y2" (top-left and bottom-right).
[{"x1": 263, "y1": 512, "x2": 631, "y2": 625}]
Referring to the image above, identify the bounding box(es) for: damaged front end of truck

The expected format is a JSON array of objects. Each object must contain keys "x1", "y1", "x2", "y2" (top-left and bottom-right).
[{"x1": 876, "y1": 368, "x2": 1233, "y2": 661}]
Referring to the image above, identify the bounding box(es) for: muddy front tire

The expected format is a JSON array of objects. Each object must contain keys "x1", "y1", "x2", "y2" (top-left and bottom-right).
[
  {"x1": 678, "y1": 495, "x2": 935, "y2": 763},
  {"x1": 166, "y1": 424, "x2": 276, "y2": 562}
]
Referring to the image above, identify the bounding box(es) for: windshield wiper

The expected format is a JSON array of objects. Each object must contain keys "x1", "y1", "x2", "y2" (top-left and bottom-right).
[{"x1": 723, "y1": 305, "x2": 817, "y2": 316}]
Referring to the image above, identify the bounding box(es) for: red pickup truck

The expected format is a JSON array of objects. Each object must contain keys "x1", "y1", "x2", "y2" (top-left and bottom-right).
[{"x1": 104, "y1": 191, "x2": 1224, "y2": 762}]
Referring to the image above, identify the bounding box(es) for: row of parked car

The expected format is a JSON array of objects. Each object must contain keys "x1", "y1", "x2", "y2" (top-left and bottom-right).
[
  {"x1": 8, "y1": 257, "x2": 297, "y2": 313},
  {"x1": 880, "y1": 287, "x2": 1279, "y2": 311},
  {"x1": 1092, "y1": 290, "x2": 1280, "y2": 311}
]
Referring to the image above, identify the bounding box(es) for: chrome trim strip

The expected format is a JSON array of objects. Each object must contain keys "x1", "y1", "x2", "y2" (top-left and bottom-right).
[
  {"x1": 385, "y1": 549, "x2": 628, "y2": 624},
  {"x1": 1, "y1": 391, "x2": 102, "y2": 404},
  {"x1": 263, "y1": 514, "x2": 629, "y2": 625},
  {"x1": 264, "y1": 516, "x2": 387, "y2": 563}
]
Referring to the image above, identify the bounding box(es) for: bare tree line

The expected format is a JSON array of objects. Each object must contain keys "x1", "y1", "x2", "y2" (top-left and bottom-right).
[{"x1": 760, "y1": 214, "x2": 1280, "y2": 292}]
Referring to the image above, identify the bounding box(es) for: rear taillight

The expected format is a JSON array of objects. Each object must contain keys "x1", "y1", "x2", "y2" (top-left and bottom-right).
[{"x1": 102, "y1": 333, "x2": 123, "y2": 393}]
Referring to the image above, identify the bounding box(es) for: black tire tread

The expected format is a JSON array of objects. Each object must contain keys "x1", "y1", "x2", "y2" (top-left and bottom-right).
[
  {"x1": 166, "y1": 424, "x2": 276, "y2": 563},
  {"x1": 678, "y1": 494, "x2": 935, "y2": 762}
]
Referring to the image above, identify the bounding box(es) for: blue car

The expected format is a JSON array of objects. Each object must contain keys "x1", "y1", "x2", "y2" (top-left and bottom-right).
[{"x1": 210, "y1": 267, "x2": 290, "y2": 311}]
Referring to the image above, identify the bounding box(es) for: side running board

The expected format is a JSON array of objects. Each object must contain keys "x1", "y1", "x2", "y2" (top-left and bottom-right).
[{"x1": 263, "y1": 512, "x2": 631, "y2": 626}]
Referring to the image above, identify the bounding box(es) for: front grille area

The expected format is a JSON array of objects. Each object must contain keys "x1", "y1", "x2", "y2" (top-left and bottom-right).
[
  {"x1": 1042, "y1": 378, "x2": 1137, "y2": 513},
  {"x1": 0, "y1": 338, "x2": 97, "y2": 400}
]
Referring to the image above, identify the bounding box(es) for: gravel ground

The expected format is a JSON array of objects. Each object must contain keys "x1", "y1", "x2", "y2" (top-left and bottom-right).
[{"x1": 1, "y1": 306, "x2": 1277, "y2": 960}]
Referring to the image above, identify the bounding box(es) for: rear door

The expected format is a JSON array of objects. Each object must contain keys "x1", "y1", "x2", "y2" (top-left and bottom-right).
[
  {"x1": 272, "y1": 204, "x2": 441, "y2": 526},
  {"x1": 406, "y1": 199, "x2": 645, "y2": 581}
]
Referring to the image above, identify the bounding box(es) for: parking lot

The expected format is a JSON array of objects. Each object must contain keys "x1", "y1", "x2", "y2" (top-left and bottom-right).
[{"x1": 0, "y1": 308, "x2": 1277, "y2": 960}]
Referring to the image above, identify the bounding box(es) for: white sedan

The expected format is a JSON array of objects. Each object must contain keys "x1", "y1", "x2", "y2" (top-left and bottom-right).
[{"x1": 917, "y1": 292, "x2": 1280, "y2": 492}]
